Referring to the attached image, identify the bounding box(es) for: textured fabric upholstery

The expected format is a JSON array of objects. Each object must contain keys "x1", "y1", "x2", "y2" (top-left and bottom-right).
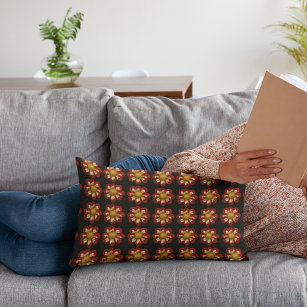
[
  {"x1": 1, "y1": 89, "x2": 306, "y2": 307},
  {"x1": 0, "y1": 87, "x2": 113, "y2": 195},
  {"x1": 68, "y1": 252, "x2": 307, "y2": 307},
  {"x1": 0, "y1": 263, "x2": 68, "y2": 307},
  {"x1": 107, "y1": 91, "x2": 257, "y2": 164}
]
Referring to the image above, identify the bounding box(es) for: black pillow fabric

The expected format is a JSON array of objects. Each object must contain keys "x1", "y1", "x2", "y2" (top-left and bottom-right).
[{"x1": 70, "y1": 157, "x2": 249, "y2": 267}]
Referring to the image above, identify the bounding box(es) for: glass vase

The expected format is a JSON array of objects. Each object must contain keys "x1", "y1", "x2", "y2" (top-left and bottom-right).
[{"x1": 41, "y1": 51, "x2": 83, "y2": 84}]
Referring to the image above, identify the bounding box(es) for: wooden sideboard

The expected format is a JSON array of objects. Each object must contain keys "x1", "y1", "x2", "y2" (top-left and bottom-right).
[{"x1": 0, "y1": 76, "x2": 193, "y2": 99}]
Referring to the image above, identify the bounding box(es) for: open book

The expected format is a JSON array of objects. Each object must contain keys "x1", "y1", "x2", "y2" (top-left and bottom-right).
[{"x1": 238, "y1": 71, "x2": 307, "y2": 188}]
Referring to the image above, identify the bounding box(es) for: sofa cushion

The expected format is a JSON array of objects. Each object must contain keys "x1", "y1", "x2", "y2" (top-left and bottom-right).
[
  {"x1": 107, "y1": 90, "x2": 257, "y2": 164},
  {"x1": 0, "y1": 87, "x2": 113, "y2": 195},
  {"x1": 0, "y1": 263, "x2": 68, "y2": 307},
  {"x1": 70, "y1": 158, "x2": 248, "y2": 267},
  {"x1": 68, "y1": 251, "x2": 307, "y2": 307}
]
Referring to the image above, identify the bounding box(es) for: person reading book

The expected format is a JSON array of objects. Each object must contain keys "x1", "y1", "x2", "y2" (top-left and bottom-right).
[
  {"x1": 0, "y1": 125, "x2": 306, "y2": 276},
  {"x1": 162, "y1": 122, "x2": 307, "y2": 258}
]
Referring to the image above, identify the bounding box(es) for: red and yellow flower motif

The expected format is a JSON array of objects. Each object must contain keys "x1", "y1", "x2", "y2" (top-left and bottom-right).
[
  {"x1": 104, "y1": 184, "x2": 125, "y2": 202},
  {"x1": 222, "y1": 228, "x2": 241, "y2": 245},
  {"x1": 201, "y1": 247, "x2": 223, "y2": 260},
  {"x1": 100, "y1": 248, "x2": 123, "y2": 263},
  {"x1": 177, "y1": 228, "x2": 197, "y2": 245},
  {"x1": 152, "y1": 228, "x2": 174, "y2": 245},
  {"x1": 84, "y1": 179, "x2": 102, "y2": 200},
  {"x1": 127, "y1": 186, "x2": 150, "y2": 205},
  {"x1": 128, "y1": 228, "x2": 150, "y2": 246},
  {"x1": 221, "y1": 207, "x2": 241, "y2": 225},
  {"x1": 152, "y1": 188, "x2": 175, "y2": 206},
  {"x1": 81, "y1": 159, "x2": 102, "y2": 178},
  {"x1": 199, "y1": 208, "x2": 218, "y2": 226},
  {"x1": 127, "y1": 170, "x2": 150, "y2": 185},
  {"x1": 102, "y1": 227, "x2": 125, "y2": 246},
  {"x1": 80, "y1": 226, "x2": 100, "y2": 248},
  {"x1": 222, "y1": 188, "x2": 242, "y2": 205},
  {"x1": 103, "y1": 167, "x2": 125, "y2": 182},
  {"x1": 72, "y1": 249, "x2": 98, "y2": 266},
  {"x1": 83, "y1": 202, "x2": 102, "y2": 223},
  {"x1": 152, "y1": 247, "x2": 175, "y2": 260},
  {"x1": 225, "y1": 248, "x2": 244, "y2": 261},
  {"x1": 176, "y1": 173, "x2": 198, "y2": 187},
  {"x1": 200, "y1": 228, "x2": 219, "y2": 245},
  {"x1": 200, "y1": 177, "x2": 218, "y2": 187},
  {"x1": 153, "y1": 208, "x2": 174, "y2": 226},
  {"x1": 126, "y1": 248, "x2": 150, "y2": 262},
  {"x1": 178, "y1": 247, "x2": 198, "y2": 260},
  {"x1": 176, "y1": 189, "x2": 197, "y2": 206},
  {"x1": 103, "y1": 204, "x2": 125, "y2": 225},
  {"x1": 152, "y1": 171, "x2": 175, "y2": 186},
  {"x1": 200, "y1": 189, "x2": 220, "y2": 206},
  {"x1": 128, "y1": 207, "x2": 150, "y2": 225},
  {"x1": 177, "y1": 209, "x2": 197, "y2": 226}
]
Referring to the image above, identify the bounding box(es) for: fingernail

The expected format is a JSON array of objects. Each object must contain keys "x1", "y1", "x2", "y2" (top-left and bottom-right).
[
  {"x1": 273, "y1": 158, "x2": 281, "y2": 163},
  {"x1": 274, "y1": 168, "x2": 281, "y2": 172},
  {"x1": 268, "y1": 150, "x2": 276, "y2": 154},
  {"x1": 269, "y1": 174, "x2": 276, "y2": 177}
]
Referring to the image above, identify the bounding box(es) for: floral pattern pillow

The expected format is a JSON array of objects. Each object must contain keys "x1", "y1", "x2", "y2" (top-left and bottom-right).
[{"x1": 69, "y1": 157, "x2": 249, "y2": 267}]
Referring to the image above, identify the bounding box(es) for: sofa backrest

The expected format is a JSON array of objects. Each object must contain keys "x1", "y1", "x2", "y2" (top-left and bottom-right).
[
  {"x1": 0, "y1": 87, "x2": 113, "y2": 195},
  {"x1": 107, "y1": 91, "x2": 257, "y2": 164},
  {"x1": 0, "y1": 87, "x2": 257, "y2": 195}
]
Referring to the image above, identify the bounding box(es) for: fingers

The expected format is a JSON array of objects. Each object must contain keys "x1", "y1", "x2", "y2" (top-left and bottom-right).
[
  {"x1": 236, "y1": 149, "x2": 276, "y2": 161},
  {"x1": 235, "y1": 149, "x2": 282, "y2": 182},
  {"x1": 245, "y1": 156, "x2": 281, "y2": 168},
  {"x1": 247, "y1": 167, "x2": 281, "y2": 177},
  {"x1": 229, "y1": 149, "x2": 284, "y2": 184}
]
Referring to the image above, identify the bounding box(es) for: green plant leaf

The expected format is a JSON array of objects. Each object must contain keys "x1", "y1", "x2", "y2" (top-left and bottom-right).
[
  {"x1": 39, "y1": 19, "x2": 58, "y2": 40},
  {"x1": 57, "y1": 10, "x2": 84, "y2": 41},
  {"x1": 265, "y1": 0, "x2": 307, "y2": 73}
]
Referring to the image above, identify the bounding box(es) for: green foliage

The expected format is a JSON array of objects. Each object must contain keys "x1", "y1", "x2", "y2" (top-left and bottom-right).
[
  {"x1": 39, "y1": 8, "x2": 84, "y2": 80},
  {"x1": 58, "y1": 8, "x2": 84, "y2": 41},
  {"x1": 266, "y1": 0, "x2": 307, "y2": 79},
  {"x1": 39, "y1": 8, "x2": 84, "y2": 54}
]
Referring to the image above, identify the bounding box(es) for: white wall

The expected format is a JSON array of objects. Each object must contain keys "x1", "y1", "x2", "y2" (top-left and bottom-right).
[{"x1": 0, "y1": 0, "x2": 302, "y2": 96}]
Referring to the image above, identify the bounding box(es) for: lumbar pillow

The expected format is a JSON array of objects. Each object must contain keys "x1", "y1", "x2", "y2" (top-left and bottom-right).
[{"x1": 69, "y1": 157, "x2": 248, "y2": 267}]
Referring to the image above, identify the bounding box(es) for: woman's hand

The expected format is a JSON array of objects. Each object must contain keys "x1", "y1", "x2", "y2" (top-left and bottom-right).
[{"x1": 219, "y1": 149, "x2": 282, "y2": 184}]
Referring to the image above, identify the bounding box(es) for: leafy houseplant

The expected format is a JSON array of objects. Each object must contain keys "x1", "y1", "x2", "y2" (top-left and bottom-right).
[
  {"x1": 266, "y1": 0, "x2": 307, "y2": 80},
  {"x1": 39, "y1": 8, "x2": 84, "y2": 84}
]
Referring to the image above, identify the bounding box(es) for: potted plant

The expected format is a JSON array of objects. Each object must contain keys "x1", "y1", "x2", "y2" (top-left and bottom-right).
[
  {"x1": 39, "y1": 8, "x2": 84, "y2": 84},
  {"x1": 266, "y1": 0, "x2": 307, "y2": 80}
]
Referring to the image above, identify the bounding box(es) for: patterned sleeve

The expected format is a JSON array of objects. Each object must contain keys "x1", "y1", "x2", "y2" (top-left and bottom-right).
[{"x1": 161, "y1": 122, "x2": 246, "y2": 179}]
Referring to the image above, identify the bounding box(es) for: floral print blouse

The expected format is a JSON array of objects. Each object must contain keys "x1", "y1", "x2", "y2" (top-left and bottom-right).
[{"x1": 162, "y1": 122, "x2": 307, "y2": 258}]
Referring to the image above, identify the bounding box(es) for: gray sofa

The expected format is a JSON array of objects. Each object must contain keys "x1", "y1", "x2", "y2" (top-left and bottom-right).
[{"x1": 0, "y1": 88, "x2": 306, "y2": 307}]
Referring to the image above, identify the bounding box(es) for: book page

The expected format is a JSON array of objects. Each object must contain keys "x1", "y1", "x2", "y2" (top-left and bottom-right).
[{"x1": 280, "y1": 74, "x2": 307, "y2": 92}]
